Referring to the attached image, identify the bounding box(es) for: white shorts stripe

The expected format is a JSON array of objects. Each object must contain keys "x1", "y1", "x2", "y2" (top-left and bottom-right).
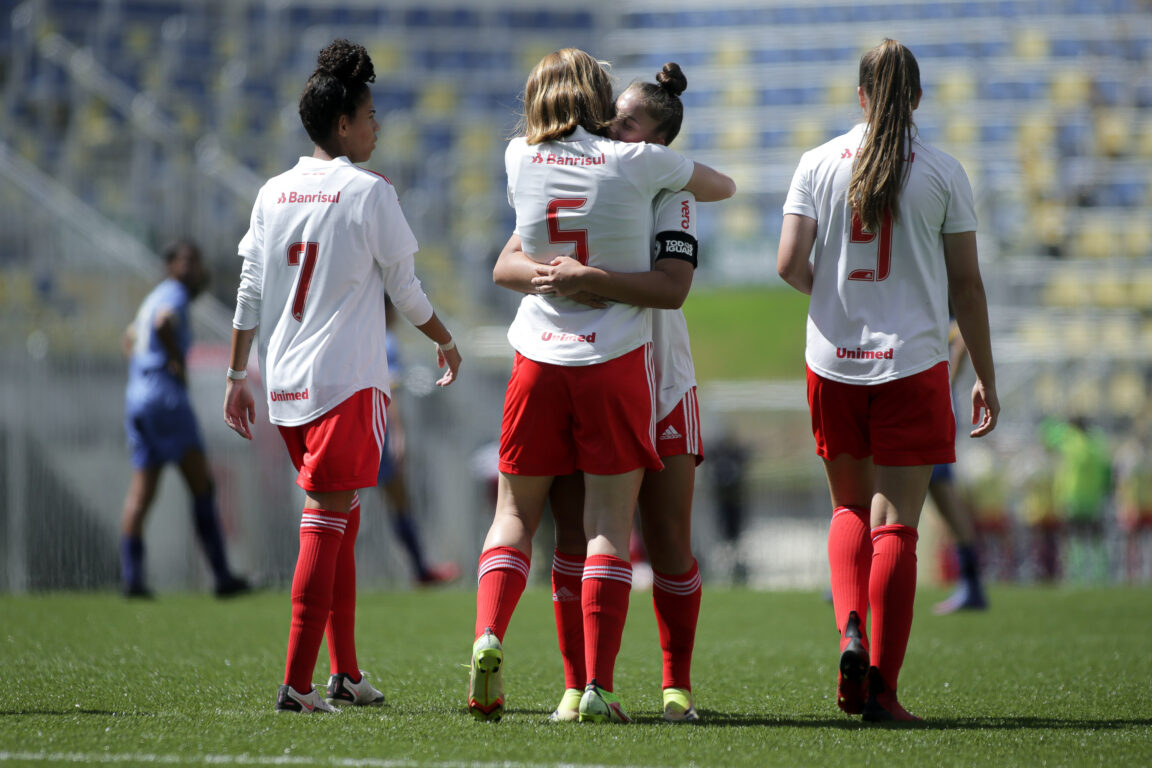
[
  {"x1": 646, "y1": 343, "x2": 657, "y2": 451},
  {"x1": 372, "y1": 389, "x2": 387, "y2": 458}
]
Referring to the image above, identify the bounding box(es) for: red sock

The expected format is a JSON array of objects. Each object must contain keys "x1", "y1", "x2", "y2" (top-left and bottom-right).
[
  {"x1": 326, "y1": 495, "x2": 361, "y2": 677},
  {"x1": 582, "y1": 554, "x2": 632, "y2": 692},
  {"x1": 552, "y1": 549, "x2": 586, "y2": 690},
  {"x1": 652, "y1": 559, "x2": 702, "y2": 691},
  {"x1": 827, "y1": 505, "x2": 872, "y2": 652},
  {"x1": 474, "y1": 546, "x2": 530, "y2": 641},
  {"x1": 284, "y1": 508, "x2": 347, "y2": 693},
  {"x1": 870, "y1": 524, "x2": 919, "y2": 690}
]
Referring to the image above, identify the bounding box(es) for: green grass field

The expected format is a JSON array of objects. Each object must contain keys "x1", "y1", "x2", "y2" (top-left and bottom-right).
[
  {"x1": 2, "y1": 586, "x2": 1150, "y2": 767},
  {"x1": 681, "y1": 286, "x2": 809, "y2": 381}
]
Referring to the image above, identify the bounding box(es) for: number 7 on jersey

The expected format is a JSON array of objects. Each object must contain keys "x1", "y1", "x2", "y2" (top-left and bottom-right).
[{"x1": 287, "y1": 241, "x2": 319, "y2": 321}]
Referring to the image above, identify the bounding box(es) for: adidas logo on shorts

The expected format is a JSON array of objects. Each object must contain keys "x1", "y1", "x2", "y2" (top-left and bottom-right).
[{"x1": 660, "y1": 425, "x2": 682, "y2": 441}]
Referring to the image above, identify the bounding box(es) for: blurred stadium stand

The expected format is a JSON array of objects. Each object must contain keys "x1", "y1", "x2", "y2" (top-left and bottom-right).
[{"x1": 2, "y1": 0, "x2": 1150, "y2": 591}]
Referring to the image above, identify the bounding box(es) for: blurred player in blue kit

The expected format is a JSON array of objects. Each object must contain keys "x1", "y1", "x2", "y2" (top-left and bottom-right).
[{"x1": 119, "y1": 238, "x2": 250, "y2": 599}]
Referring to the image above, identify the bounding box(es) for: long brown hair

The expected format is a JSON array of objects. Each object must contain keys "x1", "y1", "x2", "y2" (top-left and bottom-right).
[
  {"x1": 520, "y1": 48, "x2": 615, "y2": 145},
  {"x1": 849, "y1": 39, "x2": 921, "y2": 234}
]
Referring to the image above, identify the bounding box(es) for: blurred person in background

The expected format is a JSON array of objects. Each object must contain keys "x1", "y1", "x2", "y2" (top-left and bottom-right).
[
  {"x1": 374, "y1": 297, "x2": 460, "y2": 587},
  {"x1": 1041, "y1": 414, "x2": 1113, "y2": 584},
  {"x1": 468, "y1": 48, "x2": 734, "y2": 724},
  {"x1": 777, "y1": 39, "x2": 999, "y2": 722},
  {"x1": 1113, "y1": 415, "x2": 1152, "y2": 582},
  {"x1": 930, "y1": 322, "x2": 989, "y2": 614},
  {"x1": 223, "y1": 39, "x2": 461, "y2": 715},
  {"x1": 500, "y1": 62, "x2": 710, "y2": 723},
  {"x1": 119, "y1": 238, "x2": 250, "y2": 600}
]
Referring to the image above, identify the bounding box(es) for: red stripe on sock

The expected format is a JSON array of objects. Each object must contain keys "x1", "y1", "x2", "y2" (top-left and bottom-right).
[
  {"x1": 326, "y1": 501, "x2": 361, "y2": 676},
  {"x1": 582, "y1": 555, "x2": 631, "y2": 692},
  {"x1": 474, "y1": 546, "x2": 530, "y2": 641},
  {"x1": 284, "y1": 507, "x2": 346, "y2": 693},
  {"x1": 828, "y1": 505, "x2": 872, "y2": 652},
  {"x1": 870, "y1": 524, "x2": 919, "y2": 691},
  {"x1": 652, "y1": 559, "x2": 701, "y2": 690},
  {"x1": 552, "y1": 549, "x2": 586, "y2": 690}
]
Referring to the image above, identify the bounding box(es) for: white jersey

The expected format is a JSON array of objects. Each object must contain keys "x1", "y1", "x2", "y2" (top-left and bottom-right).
[
  {"x1": 784, "y1": 123, "x2": 977, "y2": 384},
  {"x1": 651, "y1": 189, "x2": 698, "y2": 420},
  {"x1": 505, "y1": 127, "x2": 694, "y2": 365},
  {"x1": 233, "y1": 156, "x2": 432, "y2": 426}
]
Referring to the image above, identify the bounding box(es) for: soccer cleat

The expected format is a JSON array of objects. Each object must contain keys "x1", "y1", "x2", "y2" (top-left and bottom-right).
[
  {"x1": 578, "y1": 682, "x2": 632, "y2": 724},
  {"x1": 417, "y1": 562, "x2": 462, "y2": 586},
  {"x1": 326, "y1": 670, "x2": 385, "y2": 707},
  {"x1": 662, "y1": 687, "x2": 700, "y2": 722},
  {"x1": 933, "y1": 583, "x2": 988, "y2": 615},
  {"x1": 468, "y1": 628, "x2": 504, "y2": 721},
  {"x1": 837, "y1": 610, "x2": 869, "y2": 715},
  {"x1": 275, "y1": 684, "x2": 338, "y2": 714},
  {"x1": 548, "y1": 687, "x2": 583, "y2": 722},
  {"x1": 215, "y1": 575, "x2": 252, "y2": 599},
  {"x1": 862, "y1": 667, "x2": 922, "y2": 723}
]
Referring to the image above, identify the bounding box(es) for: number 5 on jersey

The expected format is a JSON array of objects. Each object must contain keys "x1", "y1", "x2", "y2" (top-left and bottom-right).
[
  {"x1": 547, "y1": 198, "x2": 589, "y2": 265},
  {"x1": 287, "y1": 242, "x2": 319, "y2": 321}
]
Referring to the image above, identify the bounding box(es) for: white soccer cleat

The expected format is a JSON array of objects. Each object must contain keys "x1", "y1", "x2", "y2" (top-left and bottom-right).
[
  {"x1": 275, "y1": 684, "x2": 339, "y2": 714},
  {"x1": 662, "y1": 687, "x2": 700, "y2": 722},
  {"x1": 326, "y1": 671, "x2": 385, "y2": 707},
  {"x1": 548, "y1": 687, "x2": 583, "y2": 722},
  {"x1": 468, "y1": 628, "x2": 504, "y2": 721}
]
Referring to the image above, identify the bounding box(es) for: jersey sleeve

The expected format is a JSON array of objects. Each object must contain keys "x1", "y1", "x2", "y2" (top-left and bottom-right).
[
  {"x1": 941, "y1": 159, "x2": 978, "y2": 234},
  {"x1": 653, "y1": 191, "x2": 699, "y2": 268},
  {"x1": 366, "y1": 181, "x2": 419, "y2": 267},
  {"x1": 620, "y1": 141, "x2": 694, "y2": 197},
  {"x1": 233, "y1": 189, "x2": 265, "y2": 330},
  {"x1": 782, "y1": 152, "x2": 817, "y2": 219}
]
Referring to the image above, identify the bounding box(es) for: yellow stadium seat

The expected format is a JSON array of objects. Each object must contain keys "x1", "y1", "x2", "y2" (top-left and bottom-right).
[
  {"x1": 1050, "y1": 69, "x2": 1091, "y2": 109},
  {"x1": 1095, "y1": 109, "x2": 1131, "y2": 158},
  {"x1": 419, "y1": 81, "x2": 458, "y2": 118},
  {"x1": 1014, "y1": 27, "x2": 1050, "y2": 60},
  {"x1": 1108, "y1": 369, "x2": 1146, "y2": 417},
  {"x1": 935, "y1": 69, "x2": 976, "y2": 106},
  {"x1": 1070, "y1": 216, "x2": 1115, "y2": 260},
  {"x1": 714, "y1": 41, "x2": 750, "y2": 69},
  {"x1": 1125, "y1": 218, "x2": 1152, "y2": 260},
  {"x1": 1043, "y1": 269, "x2": 1085, "y2": 308}
]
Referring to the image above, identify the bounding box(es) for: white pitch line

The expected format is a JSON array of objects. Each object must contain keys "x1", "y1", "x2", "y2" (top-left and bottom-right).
[{"x1": 0, "y1": 752, "x2": 667, "y2": 768}]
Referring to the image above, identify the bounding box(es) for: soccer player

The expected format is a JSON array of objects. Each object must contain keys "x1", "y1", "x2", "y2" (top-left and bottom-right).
[
  {"x1": 777, "y1": 39, "x2": 999, "y2": 722},
  {"x1": 498, "y1": 63, "x2": 706, "y2": 723},
  {"x1": 223, "y1": 39, "x2": 461, "y2": 714},
  {"x1": 375, "y1": 298, "x2": 461, "y2": 587},
  {"x1": 931, "y1": 323, "x2": 989, "y2": 614},
  {"x1": 467, "y1": 48, "x2": 734, "y2": 724},
  {"x1": 119, "y1": 238, "x2": 250, "y2": 600}
]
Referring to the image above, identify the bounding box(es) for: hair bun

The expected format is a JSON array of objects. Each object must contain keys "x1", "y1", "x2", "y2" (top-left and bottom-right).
[
  {"x1": 315, "y1": 38, "x2": 375, "y2": 84},
  {"x1": 655, "y1": 62, "x2": 687, "y2": 97}
]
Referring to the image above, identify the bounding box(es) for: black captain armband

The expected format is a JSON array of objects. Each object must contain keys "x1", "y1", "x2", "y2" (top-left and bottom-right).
[{"x1": 654, "y1": 232, "x2": 699, "y2": 268}]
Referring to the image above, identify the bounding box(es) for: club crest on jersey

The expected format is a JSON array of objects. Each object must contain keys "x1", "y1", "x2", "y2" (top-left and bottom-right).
[
  {"x1": 531, "y1": 152, "x2": 606, "y2": 167},
  {"x1": 276, "y1": 191, "x2": 342, "y2": 204}
]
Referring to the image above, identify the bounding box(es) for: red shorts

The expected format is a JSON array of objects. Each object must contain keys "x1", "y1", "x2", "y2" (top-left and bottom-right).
[
  {"x1": 278, "y1": 388, "x2": 388, "y2": 492},
  {"x1": 807, "y1": 362, "x2": 955, "y2": 466},
  {"x1": 655, "y1": 387, "x2": 704, "y2": 464},
  {"x1": 499, "y1": 346, "x2": 662, "y2": 476}
]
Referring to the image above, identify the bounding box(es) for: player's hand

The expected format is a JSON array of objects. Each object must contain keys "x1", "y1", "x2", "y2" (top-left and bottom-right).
[
  {"x1": 969, "y1": 379, "x2": 999, "y2": 438},
  {"x1": 435, "y1": 343, "x2": 462, "y2": 387},
  {"x1": 224, "y1": 379, "x2": 256, "y2": 440},
  {"x1": 531, "y1": 256, "x2": 591, "y2": 297}
]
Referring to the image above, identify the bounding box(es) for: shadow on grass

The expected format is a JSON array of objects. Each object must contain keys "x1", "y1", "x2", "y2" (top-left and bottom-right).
[{"x1": 693, "y1": 712, "x2": 1152, "y2": 730}]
